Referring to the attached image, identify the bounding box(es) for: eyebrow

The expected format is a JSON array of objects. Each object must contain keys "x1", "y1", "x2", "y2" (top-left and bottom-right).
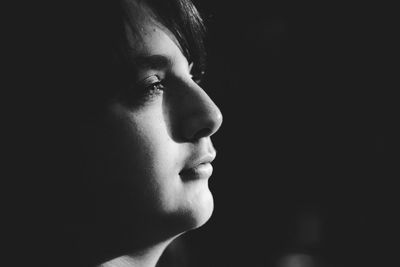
[{"x1": 132, "y1": 54, "x2": 172, "y2": 70}]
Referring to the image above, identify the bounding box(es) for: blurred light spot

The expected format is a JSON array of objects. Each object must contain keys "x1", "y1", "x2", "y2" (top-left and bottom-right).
[{"x1": 276, "y1": 253, "x2": 315, "y2": 267}]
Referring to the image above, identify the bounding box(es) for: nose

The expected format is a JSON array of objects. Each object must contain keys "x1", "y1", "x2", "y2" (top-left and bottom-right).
[{"x1": 180, "y1": 83, "x2": 223, "y2": 141}]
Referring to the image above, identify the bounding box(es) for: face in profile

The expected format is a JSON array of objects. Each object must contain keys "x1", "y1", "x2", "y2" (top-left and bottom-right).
[{"x1": 84, "y1": 0, "x2": 222, "y2": 242}]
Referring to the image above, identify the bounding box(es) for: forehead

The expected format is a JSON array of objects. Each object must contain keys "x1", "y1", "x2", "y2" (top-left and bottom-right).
[{"x1": 124, "y1": 0, "x2": 184, "y2": 59}]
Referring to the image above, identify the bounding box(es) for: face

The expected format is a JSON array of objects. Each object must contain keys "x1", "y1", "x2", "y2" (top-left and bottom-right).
[{"x1": 85, "y1": 1, "x2": 222, "y2": 239}]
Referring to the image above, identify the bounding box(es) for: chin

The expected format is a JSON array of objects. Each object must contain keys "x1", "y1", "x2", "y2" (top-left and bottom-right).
[
  {"x1": 148, "y1": 185, "x2": 215, "y2": 240},
  {"x1": 181, "y1": 189, "x2": 214, "y2": 230},
  {"x1": 161, "y1": 193, "x2": 213, "y2": 236}
]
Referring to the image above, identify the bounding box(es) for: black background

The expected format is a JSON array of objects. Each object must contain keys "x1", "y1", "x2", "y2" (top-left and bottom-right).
[
  {"x1": 5, "y1": 0, "x2": 397, "y2": 266},
  {"x1": 160, "y1": 1, "x2": 398, "y2": 266}
]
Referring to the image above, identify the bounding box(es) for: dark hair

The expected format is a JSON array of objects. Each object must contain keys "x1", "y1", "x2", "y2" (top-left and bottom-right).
[{"x1": 110, "y1": 0, "x2": 207, "y2": 101}]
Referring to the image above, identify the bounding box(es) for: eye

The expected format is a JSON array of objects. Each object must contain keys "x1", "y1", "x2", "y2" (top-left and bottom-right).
[
  {"x1": 141, "y1": 75, "x2": 164, "y2": 90},
  {"x1": 190, "y1": 71, "x2": 205, "y2": 85},
  {"x1": 138, "y1": 75, "x2": 165, "y2": 99},
  {"x1": 120, "y1": 75, "x2": 165, "y2": 107},
  {"x1": 189, "y1": 62, "x2": 205, "y2": 85}
]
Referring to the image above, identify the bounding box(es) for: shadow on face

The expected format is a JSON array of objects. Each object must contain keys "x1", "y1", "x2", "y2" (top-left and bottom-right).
[{"x1": 13, "y1": 1, "x2": 221, "y2": 266}]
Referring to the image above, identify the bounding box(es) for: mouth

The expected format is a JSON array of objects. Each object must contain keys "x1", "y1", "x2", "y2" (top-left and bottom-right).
[
  {"x1": 179, "y1": 163, "x2": 213, "y2": 181},
  {"x1": 179, "y1": 153, "x2": 215, "y2": 181}
]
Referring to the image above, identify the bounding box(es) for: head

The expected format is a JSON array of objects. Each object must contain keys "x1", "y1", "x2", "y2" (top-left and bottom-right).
[{"x1": 62, "y1": 0, "x2": 222, "y2": 263}]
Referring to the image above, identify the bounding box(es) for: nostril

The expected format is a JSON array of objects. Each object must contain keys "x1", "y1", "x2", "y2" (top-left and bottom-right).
[{"x1": 192, "y1": 128, "x2": 212, "y2": 140}]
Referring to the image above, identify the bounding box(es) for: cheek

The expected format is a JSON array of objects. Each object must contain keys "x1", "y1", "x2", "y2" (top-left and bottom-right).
[
  {"x1": 108, "y1": 107, "x2": 182, "y2": 210},
  {"x1": 90, "y1": 103, "x2": 214, "y2": 230}
]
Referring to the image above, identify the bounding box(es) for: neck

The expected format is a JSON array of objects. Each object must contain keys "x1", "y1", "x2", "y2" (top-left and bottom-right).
[
  {"x1": 98, "y1": 240, "x2": 172, "y2": 267},
  {"x1": 64, "y1": 211, "x2": 187, "y2": 267},
  {"x1": 71, "y1": 222, "x2": 180, "y2": 267}
]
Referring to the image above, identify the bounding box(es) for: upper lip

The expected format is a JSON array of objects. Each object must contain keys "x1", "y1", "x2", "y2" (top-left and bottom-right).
[{"x1": 181, "y1": 151, "x2": 216, "y2": 172}]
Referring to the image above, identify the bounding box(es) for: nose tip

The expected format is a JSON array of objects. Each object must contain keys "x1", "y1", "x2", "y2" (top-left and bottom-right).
[
  {"x1": 182, "y1": 89, "x2": 223, "y2": 141},
  {"x1": 207, "y1": 107, "x2": 223, "y2": 136},
  {"x1": 192, "y1": 107, "x2": 223, "y2": 140}
]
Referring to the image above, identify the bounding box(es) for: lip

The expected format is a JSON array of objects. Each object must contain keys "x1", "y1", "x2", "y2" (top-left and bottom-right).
[
  {"x1": 179, "y1": 153, "x2": 216, "y2": 181},
  {"x1": 180, "y1": 162, "x2": 213, "y2": 181}
]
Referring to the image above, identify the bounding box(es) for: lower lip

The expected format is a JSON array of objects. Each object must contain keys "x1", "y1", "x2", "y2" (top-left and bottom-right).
[{"x1": 180, "y1": 163, "x2": 213, "y2": 181}]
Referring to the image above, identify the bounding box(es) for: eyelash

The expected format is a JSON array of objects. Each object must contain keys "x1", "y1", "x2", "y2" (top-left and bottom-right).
[
  {"x1": 145, "y1": 80, "x2": 164, "y2": 94},
  {"x1": 140, "y1": 75, "x2": 165, "y2": 99},
  {"x1": 127, "y1": 67, "x2": 204, "y2": 106},
  {"x1": 189, "y1": 63, "x2": 204, "y2": 85},
  {"x1": 191, "y1": 75, "x2": 203, "y2": 85},
  {"x1": 141, "y1": 69, "x2": 203, "y2": 96}
]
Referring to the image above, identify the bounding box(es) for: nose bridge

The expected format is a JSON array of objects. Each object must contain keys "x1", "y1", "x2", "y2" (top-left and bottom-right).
[{"x1": 182, "y1": 82, "x2": 223, "y2": 141}]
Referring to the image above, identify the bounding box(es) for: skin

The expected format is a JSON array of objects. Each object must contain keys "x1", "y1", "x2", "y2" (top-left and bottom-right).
[{"x1": 77, "y1": 1, "x2": 223, "y2": 266}]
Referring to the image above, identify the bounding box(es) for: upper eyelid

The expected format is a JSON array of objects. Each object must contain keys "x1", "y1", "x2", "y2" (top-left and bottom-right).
[
  {"x1": 134, "y1": 61, "x2": 204, "y2": 88},
  {"x1": 136, "y1": 75, "x2": 161, "y2": 87}
]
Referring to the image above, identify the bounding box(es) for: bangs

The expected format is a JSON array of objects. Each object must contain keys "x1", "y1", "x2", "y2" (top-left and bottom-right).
[
  {"x1": 146, "y1": 0, "x2": 207, "y2": 72},
  {"x1": 112, "y1": 0, "x2": 207, "y2": 77}
]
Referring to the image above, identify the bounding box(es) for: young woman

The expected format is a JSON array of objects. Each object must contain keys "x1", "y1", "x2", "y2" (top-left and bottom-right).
[
  {"x1": 8, "y1": 0, "x2": 220, "y2": 265},
  {"x1": 34, "y1": 0, "x2": 223, "y2": 266}
]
